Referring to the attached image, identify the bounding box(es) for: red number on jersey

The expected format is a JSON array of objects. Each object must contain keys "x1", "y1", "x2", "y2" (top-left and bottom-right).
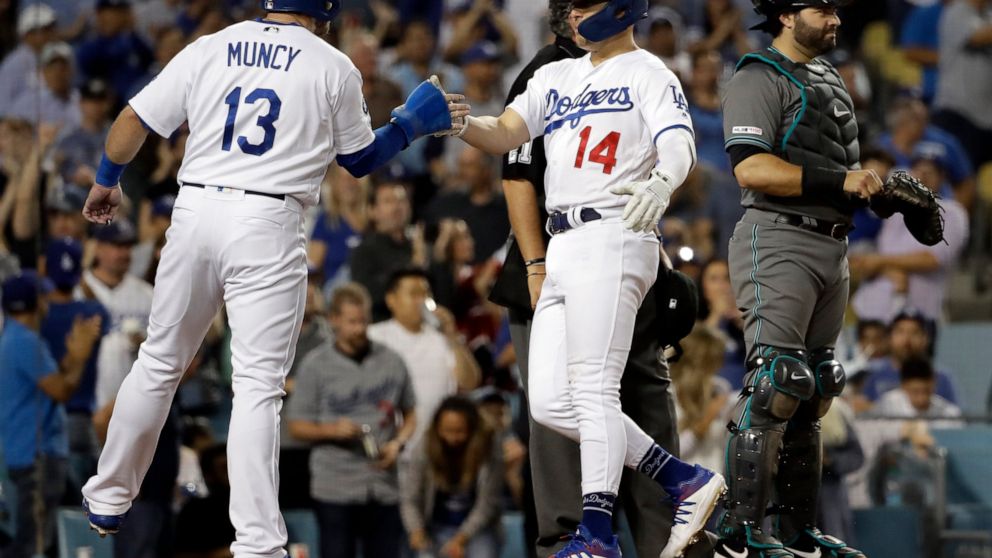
[{"x1": 574, "y1": 127, "x2": 620, "y2": 175}]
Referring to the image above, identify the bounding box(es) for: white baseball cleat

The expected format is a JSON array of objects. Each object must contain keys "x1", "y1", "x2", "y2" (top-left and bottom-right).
[{"x1": 659, "y1": 467, "x2": 727, "y2": 558}]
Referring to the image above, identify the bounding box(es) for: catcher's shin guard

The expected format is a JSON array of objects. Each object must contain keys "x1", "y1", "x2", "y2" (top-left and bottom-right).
[
  {"x1": 773, "y1": 416, "x2": 823, "y2": 542},
  {"x1": 773, "y1": 348, "x2": 846, "y2": 541},
  {"x1": 721, "y1": 347, "x2": 815, "y2": 533}
]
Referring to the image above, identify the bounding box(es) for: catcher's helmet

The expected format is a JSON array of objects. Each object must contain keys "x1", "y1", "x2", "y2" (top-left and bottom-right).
[
  {"x1": 261, "y1": 0, "x2": 340, "y2": 21},
  {"x1": 573, "y1": 0, "x2": 648, "y2": 42},
  {"x1": 750, "y1": 0, "x2": 843, "y2": 32}
]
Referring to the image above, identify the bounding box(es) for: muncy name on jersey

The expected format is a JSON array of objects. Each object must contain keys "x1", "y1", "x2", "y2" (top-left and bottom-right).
[
  {"x1": 227, "y1": 41, "x2": 302, "y2": 72},
  {"x1": 543, "y1": 84, "x2": 634, "y2": 135}
]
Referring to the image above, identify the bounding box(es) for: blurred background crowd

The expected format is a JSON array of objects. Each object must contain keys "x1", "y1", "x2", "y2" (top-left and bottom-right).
[{"x1": 0, "y1": 0, "x2": 991, "y2": 557}]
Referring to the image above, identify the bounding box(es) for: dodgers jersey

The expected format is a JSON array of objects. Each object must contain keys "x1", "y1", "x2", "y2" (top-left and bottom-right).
[
  {"x1": 129, "y1": 19, "x2": 375, "y2": 206},
  {"x1": 507, "y1": 49, "x2": 693, "y2": 213}
]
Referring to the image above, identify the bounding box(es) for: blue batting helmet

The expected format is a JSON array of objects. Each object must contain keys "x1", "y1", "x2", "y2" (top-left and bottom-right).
[
  {"x1": 261, "y1": 0, "x2": 340, "y2": 22},
  {"x1": 575, "y1": 0, "x2": 648, "y2": 42}
]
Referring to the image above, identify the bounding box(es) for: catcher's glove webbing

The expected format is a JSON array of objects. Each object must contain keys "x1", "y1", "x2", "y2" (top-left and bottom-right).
[{"x1": 870, "y1": 171, "x2": 945, "y2": 246}]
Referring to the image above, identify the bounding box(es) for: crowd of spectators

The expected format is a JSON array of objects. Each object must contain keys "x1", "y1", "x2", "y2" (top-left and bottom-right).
[{"x1": 1, "y1": 0, "x2": 990, "y2": 556}]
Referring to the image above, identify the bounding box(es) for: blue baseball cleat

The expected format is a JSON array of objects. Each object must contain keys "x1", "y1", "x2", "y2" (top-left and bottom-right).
[
  {"x1": 83, "y1": 499, "x2": 128, "y2": 537},
  {"x1": 660, "y1": 465, "x2": 727, "y2": 558},
  {"x1": 551, "y1": 524, "x2": 622, "y2": 558}
]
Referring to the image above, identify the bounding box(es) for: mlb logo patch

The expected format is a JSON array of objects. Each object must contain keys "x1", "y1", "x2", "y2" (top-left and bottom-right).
[{"x1": 732, "y1": 126, "x2": 764, "y2": 136}]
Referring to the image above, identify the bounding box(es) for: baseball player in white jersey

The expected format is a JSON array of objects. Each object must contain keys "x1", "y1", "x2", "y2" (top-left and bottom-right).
[
  {"x1": 78, "y1": 2, "x2": 468, "y2": 557},
  {"x1": 451, "y1": 1, "x2": 725, "y2": 556}
]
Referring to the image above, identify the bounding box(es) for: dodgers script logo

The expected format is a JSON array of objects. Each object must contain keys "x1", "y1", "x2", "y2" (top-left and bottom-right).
[{"x1": 543, "y1": 84, "x2": 634, "y2": 135}]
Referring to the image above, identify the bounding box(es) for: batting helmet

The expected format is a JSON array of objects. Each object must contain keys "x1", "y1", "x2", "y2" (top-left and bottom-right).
[
  {"x1": 261, "y1": 0, "x2": 340, "y2": 22},
  {"x1": 750, "y1": 0, "x2": 842, "y2": 31},
  {"x1": 574, "y1": 0, "x2": 648, "y2": 42}
]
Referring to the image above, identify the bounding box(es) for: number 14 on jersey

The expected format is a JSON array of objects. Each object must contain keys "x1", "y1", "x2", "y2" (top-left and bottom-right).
[{"x1": 574, "y1": 127, "x2": 620, "y2": 175}]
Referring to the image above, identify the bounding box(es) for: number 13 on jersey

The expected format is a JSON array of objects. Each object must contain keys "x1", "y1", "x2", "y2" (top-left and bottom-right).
[
  {"x1": 222, "y1": 86, "x2": 282, "y2": 156},
  {"x1": 574, "y1": 127, "x2": 620, "y2": 175}
]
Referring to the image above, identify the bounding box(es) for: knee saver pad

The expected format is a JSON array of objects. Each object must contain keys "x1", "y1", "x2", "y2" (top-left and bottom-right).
[
  {"x1": 747, "y1": 347, "x2": 816, "y2": 420},
  {"x1": 808, "y1": 347, "x2": 846, "y2": 398}
]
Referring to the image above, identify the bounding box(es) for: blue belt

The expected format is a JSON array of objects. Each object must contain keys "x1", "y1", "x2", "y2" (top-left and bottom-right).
[{"x1": 546, "y1": 208, "x2": 602, "y2": 235}]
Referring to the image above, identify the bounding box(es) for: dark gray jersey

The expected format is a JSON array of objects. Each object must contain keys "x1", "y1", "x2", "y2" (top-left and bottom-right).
[{"x1": 723, "y1": 48, "x2": 861, "y2": 222}]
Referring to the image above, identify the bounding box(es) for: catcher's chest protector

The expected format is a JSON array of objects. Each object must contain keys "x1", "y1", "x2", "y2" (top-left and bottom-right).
[{"x1": 740, "y1": 49, "x2": 860, "y2": 173}]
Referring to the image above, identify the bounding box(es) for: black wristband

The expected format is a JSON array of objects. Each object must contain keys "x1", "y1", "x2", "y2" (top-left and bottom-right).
[
  {"x1": 802, "y1": 166, "x2": 846, "y2": 196},
  {"x1": 524, "y1": 257, "x2": 546, "y2": 267}
]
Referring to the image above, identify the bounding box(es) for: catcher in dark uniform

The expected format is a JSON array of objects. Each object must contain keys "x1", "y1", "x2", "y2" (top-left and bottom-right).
[{"x1": 715, "y1": 1, "x2": 943, "y2": 557}]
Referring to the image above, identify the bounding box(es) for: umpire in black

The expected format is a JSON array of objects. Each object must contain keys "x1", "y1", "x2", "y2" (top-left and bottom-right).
[
  {"x1": 487, "y1": 2, "x2": 686, "y2": 556},
  {"x1": 715, "y1": 1, "x2": 882, "y2": 557}
]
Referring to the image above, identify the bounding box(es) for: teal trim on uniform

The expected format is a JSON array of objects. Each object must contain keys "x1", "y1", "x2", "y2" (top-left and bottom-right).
[
  {"x1": 746, "y1": 525, "x2": 784, "y2": 549},
  {"x1": 735, "y1": 53, "x2": 808, "y2": 152},
  {"x1": 749, "y1": 224, "x2": 763, "y2": 347},
  {"x1": 725, "y1": 136, "x2": 773, "y2": 150}
]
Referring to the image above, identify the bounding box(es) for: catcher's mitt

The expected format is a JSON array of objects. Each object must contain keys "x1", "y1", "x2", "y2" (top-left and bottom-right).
[{"x1": 870, "y1": 171, "x2": 945, "y2": 246}]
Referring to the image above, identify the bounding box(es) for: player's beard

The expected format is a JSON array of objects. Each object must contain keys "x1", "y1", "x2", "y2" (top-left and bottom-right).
[{"x1": 794, "y1": 15, "x2": 838, "y2": 56}]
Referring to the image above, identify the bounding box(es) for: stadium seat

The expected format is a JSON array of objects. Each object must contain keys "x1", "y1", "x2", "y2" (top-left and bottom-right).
[
  {"x1": 932, "y1": 427, "x2": 992, "y2": 509},
  {"x1": 283, "y1": 509, "x2": 320, "y2": 558},
  {"x1": 57, "y1": 508, "x2": 113, "y2": 558},
  {"x1": 932, "y1": 427, "x2": 992, "y2": 555},
  {"x1": 853, "y1": 506, "x2": 922, "y2": 558}
]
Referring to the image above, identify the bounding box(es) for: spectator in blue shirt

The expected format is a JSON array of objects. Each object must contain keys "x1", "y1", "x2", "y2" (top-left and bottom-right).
[
  {"x1": 308, "y1": 165, "x2": 369, "y2": 295},
  {"x1": 0, "y1": 271, "x2": 102, "y2": 558},
  {"x1": 0, "y1": 3, "x2": 57, "y2": 119},
  {"x1": 899, "y1": 1, "x2": 944, "y2": 104},
  {"x1": 54, "y1": 79, "x2": 113, "y2": 190},
  {"x1": 75, "y1": 0, "x2": 154, "y2": 104},
  {"x1": 40, "y1": 238, "x2": 110, "y2": 487},
  {"x1": 861, "y1": 310, "x2": 958, "y2": 405},
  {"x1": 687, "y1": 49, "x2": 730, "y2": 174},
  {"x1": 7, "y1": 41, "x2": 81, "y2": 130}
]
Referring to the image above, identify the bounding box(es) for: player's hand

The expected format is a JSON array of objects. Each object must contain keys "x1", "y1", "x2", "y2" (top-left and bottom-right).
[
  {"x1": 527, "y1": 265, "x2": 545, "y2": 310},
  {"x1": 82, "y1": 184, "x2": 123, "y2": 225},
  {"x1": 843, "y1": 169, "x2": 883, "y2": 200},
  {"x1": 609, "y1": 169, "x2": 679, "y2": 233},
  {"x1": 375, "y1": 439, "x2": 402, "y2": 470},
  {"x1": 429, "y1": 75, "x2": 471, "y2": 137},
  {"x1": 325, "y1": 418, "x2": 362, "y2": 441}
]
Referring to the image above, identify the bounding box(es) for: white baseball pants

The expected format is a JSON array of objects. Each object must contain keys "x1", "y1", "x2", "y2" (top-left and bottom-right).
[
  {"x1": 82, "y1": 186, "x2": 308, "y2": 558},
  {"x1": 528, "y1": 220, "x2": 660, "y2": 495}
]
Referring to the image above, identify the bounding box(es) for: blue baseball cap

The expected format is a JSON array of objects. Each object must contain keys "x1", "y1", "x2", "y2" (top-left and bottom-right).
[
  {"x1": 151, "y1": 194, "x2": 176, "y2": 218},
  {"x1": 911, "y1": 142, "x2": 950, "y2": 172},
  {"x1": 2, "y1": 271, "x2": 49, "y2": 313},
  {"x1": 460, "y1": 41, "x2": 501, "y2": 66},
  {"x1": 93, "y1": 219, "x2": 137, "y2": 245},
  {"x1": 46, "y1": 237, "x2": 83, "y2": 291}
]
